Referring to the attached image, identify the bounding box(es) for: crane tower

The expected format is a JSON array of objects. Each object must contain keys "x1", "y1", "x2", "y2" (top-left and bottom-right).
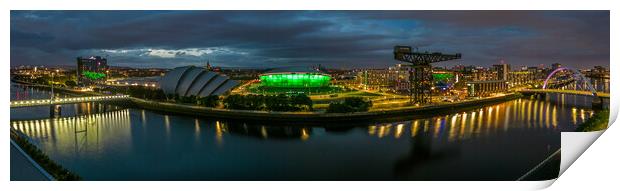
[{"x1": 393, "y1": 46, "x2": 462, "y2": 104}]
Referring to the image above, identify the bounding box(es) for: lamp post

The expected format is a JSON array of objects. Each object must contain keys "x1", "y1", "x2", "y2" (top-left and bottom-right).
[
  {"x1": 50, "y1": 69, "x2": 60, "y2": 100},
  {"x1": 50, "y1": 70, "x2": 55, "y2": 101}
]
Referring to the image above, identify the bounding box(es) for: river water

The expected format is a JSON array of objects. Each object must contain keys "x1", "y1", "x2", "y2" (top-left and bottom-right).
[{"x1": 10, "y1": 83, "x2": 599, "y2": 180}]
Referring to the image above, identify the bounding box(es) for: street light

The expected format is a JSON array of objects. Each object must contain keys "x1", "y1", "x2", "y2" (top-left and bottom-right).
[{"x1": 50, "y1": 70, "x2": 58, "y2": 100}]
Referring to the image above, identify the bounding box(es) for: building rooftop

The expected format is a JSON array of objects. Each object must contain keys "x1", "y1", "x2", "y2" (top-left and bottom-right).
[{"x1": 265, "y1": 66, "x2": 322, "y2": 74}]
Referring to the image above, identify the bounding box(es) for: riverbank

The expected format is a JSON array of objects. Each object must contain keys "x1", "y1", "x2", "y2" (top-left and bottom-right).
[
  {"x1": 10, "y1": 141, "x2": 53, "y2": 180},
  {"x1": 518, "y1": 109, "x2": 610, "y2": 181},
  {"x1": 11, "y1": 80, "x2": 100, "y2": 97},
  {"x1": 577, "y1": 109, "x2": 610, "y2": 132},
  {"x1": 517, "y1": 149, "x2": 561, "y2": 181},
  {"x1": 10, "y1": 129, "x2": 81, "y2": 180},
  {"x1": 131, "y1": 93, "x2": 521, "y2": 122},
  {"x1": 11, "y1": 80, "x2": 522, "y2": 122}
]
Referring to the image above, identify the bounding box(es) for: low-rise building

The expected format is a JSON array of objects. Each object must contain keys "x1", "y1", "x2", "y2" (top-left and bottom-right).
[{"x1": 466, "y1": 80, "x2": 508, "y2": 97}]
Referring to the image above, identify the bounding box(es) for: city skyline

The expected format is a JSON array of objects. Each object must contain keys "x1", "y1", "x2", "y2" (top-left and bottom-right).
[
  {"x1": 11, "y1": 10, "x2": 609, "y2": 69},
  {"x1": 9, "y1": 9, "x2": 612, "y2": 182}
]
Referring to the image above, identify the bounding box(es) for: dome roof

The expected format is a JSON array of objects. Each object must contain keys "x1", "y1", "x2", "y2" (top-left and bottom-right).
[
  {"x1": 265, "y1": 66, "x2": 322, "y2": 74},
  {"x1": 159, "y1": 66, "x2": 239, "y2": 97}
]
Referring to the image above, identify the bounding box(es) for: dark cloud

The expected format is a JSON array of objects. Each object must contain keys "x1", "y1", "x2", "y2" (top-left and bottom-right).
[{"x1": 10, "y1": 10, "x2": 609, "y2": 69}]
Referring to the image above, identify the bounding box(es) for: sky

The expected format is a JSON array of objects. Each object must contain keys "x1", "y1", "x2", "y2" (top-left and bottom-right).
[{"x1": 10, "y1": 10, "x2": 609, "y2": 69}]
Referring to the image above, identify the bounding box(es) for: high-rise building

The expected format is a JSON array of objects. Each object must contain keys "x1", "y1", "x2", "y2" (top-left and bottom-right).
[
  {"x1": 492, "y1": 62, "x2": 510, "y2": 81},
  {"x1": 459, "y1": 65, "x2": 495, "y2": 82},
  {"x1": 527, "y1": 66, "x2": 545, "y2": 80},
  {"x1": 593, "y1": 66, "x2": 607, "y2": 73},
  {"x1": 357, "y1": 69, "x2": 393, "y2": 91},
  {"x1": 508, "y1": 71, "x2": 535, "y2": 86},
  {"x1": 390, "y1": 64, "x2": 410, "y2": 93},
  {"x1": 77, "y1": 56, "x2": 109, "y2": 85}
]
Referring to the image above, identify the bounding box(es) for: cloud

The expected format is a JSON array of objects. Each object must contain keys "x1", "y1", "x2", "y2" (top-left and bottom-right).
[
  {"x1": 10, "y1": 11, "x2": 610, "y2": 69},
  {"x1": 100, "y1": 47, "x2": 247, "y2": 58}
]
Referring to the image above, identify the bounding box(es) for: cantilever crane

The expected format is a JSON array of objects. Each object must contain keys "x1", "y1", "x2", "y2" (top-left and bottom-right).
[{"x1": 393, "y1": 46, "x2": 461, "y2": 104}]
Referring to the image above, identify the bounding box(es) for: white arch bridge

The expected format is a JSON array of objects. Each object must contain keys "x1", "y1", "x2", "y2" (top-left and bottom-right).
[
  {"x1": 10, "y1": 95, "x2": 130, "y2": 108},
  {"x1": 519, "y1": 67, "x2": 609, "y2": 109}
]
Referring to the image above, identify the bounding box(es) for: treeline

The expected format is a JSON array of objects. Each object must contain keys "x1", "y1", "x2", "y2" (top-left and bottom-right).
[
  {"x1": 12, "y1": 75, "x2": 77, "y2": 87},
  {"x1": 577, "y1": 109, "x2": 609, "y2": 132},
  {"x1": 11, "y1": 129, "x2": 81, "y2": 180},
  {"x1": 326, "y1": 97, "x2": 372, "y2": 113},
  {"x1": 172, "y1": 95, "x2": 220, "y2": 107},
  {"x1": 223, "y1": 94, "x2": 313, "y2": 112}
]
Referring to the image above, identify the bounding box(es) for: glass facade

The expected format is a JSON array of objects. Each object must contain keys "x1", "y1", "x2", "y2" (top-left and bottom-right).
[
  {"x1": 77, "y1": 56, "x2": 109, "y2": 85},
  {"x1": 260, "y1": 73, "x2": 330, "y2": 88}
]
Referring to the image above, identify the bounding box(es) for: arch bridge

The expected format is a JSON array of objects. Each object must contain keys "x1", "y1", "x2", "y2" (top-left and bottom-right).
[{"x1": 520, "y1": 67, "x2": 608, "y2": 109}]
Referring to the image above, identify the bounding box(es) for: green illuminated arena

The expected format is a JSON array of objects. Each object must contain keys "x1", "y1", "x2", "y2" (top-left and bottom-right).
[
  {"x1": 260, "y1": 73, "x2": 331, "y2": 88},
  {"x1": 83, "y1": 71, "x2": 106, "y2": 80},
  {"x1": 433, "y1": 73, "x2": 455, "y2": 81}
]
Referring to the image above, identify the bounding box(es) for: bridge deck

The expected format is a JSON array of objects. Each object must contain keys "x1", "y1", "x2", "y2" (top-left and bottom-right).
[
  {"x1": 10, "y1": 95, "x2": 130, "y2": 108},
  {"x1": 519, "y1": 89, "x2": 609, "y2": 98}
]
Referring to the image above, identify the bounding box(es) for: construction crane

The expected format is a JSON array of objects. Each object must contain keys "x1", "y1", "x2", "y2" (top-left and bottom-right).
[{"x1": 393, "y1": 46, "x2": 461, "y2": 104}]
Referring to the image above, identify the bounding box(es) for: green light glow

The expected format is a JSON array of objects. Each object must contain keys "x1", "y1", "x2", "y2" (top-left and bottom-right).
[
  {"x1": 260, "y1": 73, "x2": 331, "y2": 88},
  {"x1": 83, "y1": 71, "x2": 106, "y2": 80},
  {"x1": 433, "y1": 73, "x2": 455, "y2": 81}
]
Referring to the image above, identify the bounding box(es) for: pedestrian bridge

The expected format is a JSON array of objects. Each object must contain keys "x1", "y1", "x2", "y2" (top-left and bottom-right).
[
  {"x1": 518, "y1": 89, "x2": 609, "y2": 98},
  {"x1": 10, "y1": 95, "x2": 130, "y2": 108}
]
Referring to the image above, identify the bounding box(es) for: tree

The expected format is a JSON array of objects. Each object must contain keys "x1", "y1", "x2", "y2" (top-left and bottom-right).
[
  {"x1": 291, "y1": 93, "x2": 313, "y2": 110},
  {"x1": 326, "y1": 103, "x2": 350, "y2": 113},
  {"x1": 34, "y1": 77, "x2": 50, "y2": 85},
  {"x1": 343, "y1": 97, "x2": 372, "y2": 111},
  {"x1": 223, "y1": 94, "x2": 312, "y2": 112},
  {"x1": 223, "y1": 94, "x2": 244, "y2": 109},
  {"x1": 177, "y1": 95, "x2": 197, "y2": 104},
  {"x1": 198, "y1": 95, "x2": 220, "y2": 107},
  {"x1": 326, "y1": 97, "x2": 372, "y2": 113},
  {"x1": 64, "y1": 80, "x2": 77, "y2": 87}
]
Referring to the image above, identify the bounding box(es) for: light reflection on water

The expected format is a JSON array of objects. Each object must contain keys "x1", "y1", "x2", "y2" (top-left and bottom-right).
[
  {"x1": 10, "y1": 94, "x2": 596, "y2": 180},
  {"x1": 364, "y1": 98, "x2": 591, "y2": 142},
  {"x1": 11, "y1": 82, "x2": 604, "y2": 180}
]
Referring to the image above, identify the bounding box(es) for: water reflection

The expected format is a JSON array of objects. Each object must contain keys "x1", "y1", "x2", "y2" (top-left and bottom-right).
[
  {"x1": 10, "y1": 87, "x2": 596, "y2": 180},
  {"x1": 13, "y1": 96, "x2": 594, "y2": 146},
  {"x1": 363, "y1": 98, "x2": 593, "y2": 143},
  {"x1": 11, "y1": 83, "x2": 65, "y2": 100},
  {"x1": 12, "y1": 110, "x2": 133, "y2": 157},
  {"x1": 13, "y1": 100, "x2": 587, "y2": 146},
  {"x1": 393, "y1": 127, "x2": 460, "y2": 178}
]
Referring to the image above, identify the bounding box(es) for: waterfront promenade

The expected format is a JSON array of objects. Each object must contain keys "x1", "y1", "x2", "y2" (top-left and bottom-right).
[
  {"x1": 10, "y1": 141, "x2": 53, "y2": 181},
  {"x1": 131, "y1": 93, "x2": 520, "y2": 122}
]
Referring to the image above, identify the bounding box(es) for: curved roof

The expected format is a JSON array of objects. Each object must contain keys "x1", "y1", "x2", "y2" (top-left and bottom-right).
[
  {"x1": 264, "y1": 66, "x2": 323, "y2": 74},
  {"x1": 159, "y1": 66, "x2": 239, "y2": 98},
  {"x1": 159, "y1": 66, "x2": 192, "y2": 94}
]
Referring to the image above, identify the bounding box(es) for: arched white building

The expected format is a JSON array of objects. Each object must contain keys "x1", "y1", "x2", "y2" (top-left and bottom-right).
[{"x1": 159, "y1": 66, "x2": 239, "y2": 97}]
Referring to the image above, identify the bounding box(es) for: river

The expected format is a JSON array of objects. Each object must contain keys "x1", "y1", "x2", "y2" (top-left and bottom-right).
[{"x1": 10, "y1": 83, "x2": 598, "y2": 180}]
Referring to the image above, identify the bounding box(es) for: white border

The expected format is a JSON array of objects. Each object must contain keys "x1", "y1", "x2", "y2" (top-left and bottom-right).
[{"x1": 3, "y1": 1, "x2": 617, "y2": 191}]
